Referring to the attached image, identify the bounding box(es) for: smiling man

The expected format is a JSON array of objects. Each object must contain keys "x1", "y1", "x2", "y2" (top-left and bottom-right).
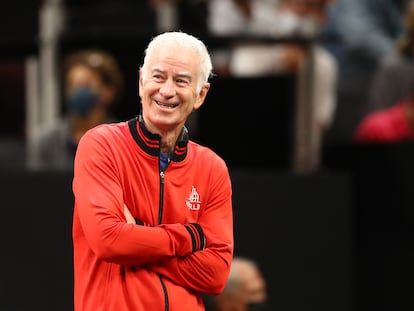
[{"x1": 72, "y1": 31, "x2": 234, "y2": 311}]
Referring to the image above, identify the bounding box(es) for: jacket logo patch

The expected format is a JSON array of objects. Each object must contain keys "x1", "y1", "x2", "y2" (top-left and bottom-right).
[{"x1": 186, "y1": 185, "x2": 201, "y2": 211}]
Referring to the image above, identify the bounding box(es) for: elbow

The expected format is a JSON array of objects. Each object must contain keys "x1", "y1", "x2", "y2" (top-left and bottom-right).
[
  {"x1": 208, "y1": 282, "x2": 226, "y2": 296},
  {"x1": 89, "y1": 225, "x2": 131, "y2": 262},
  {"x1": 91, "y1": 239, "x2": 127, "y2": 263},
  {"x1": 204, "y1": 261, "x2": 232, "y2": 295},
  {"x1": 93, "y1": 243, "x2": 119, "y2": 262}
]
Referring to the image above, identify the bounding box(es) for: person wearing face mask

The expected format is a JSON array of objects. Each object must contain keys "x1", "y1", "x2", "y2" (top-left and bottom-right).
[
  {"x1": 27, "y1": 49, "x2": 124, "y2": 171},
  {"x1": 203, "y1": 256, "x2": 269, "y2": 311}
]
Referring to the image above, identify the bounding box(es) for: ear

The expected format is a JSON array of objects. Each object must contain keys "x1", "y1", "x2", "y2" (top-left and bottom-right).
[
  {"x1": 138, "y1": 69, "x2": 143, "y2": 98},
  {"x1": 194, "y1": 83, "x2": 210, "y2": 110}
]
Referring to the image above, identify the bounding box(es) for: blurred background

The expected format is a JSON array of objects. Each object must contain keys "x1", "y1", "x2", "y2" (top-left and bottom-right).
[{"x1": 1, "y1": 0, "x2": 413, "y2": 310}]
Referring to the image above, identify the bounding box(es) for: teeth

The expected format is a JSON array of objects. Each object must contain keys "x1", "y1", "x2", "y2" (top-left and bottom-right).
[{"x1": 157, "y1": 101, "x2": 177, "y2": 108}]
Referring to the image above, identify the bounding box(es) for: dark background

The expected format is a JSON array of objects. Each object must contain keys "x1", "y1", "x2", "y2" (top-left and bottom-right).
[
  {"x1": 1, "y1": 1, "x2": 414, "y2": 310},
  {"x1": 2, "y1": 145, "x2": 414, "y2": 311},
  {"x1": 0, "y1": 170, "x2": 351, "y2": 311}
]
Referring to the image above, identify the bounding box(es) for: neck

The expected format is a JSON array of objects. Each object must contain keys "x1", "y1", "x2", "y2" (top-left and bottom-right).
[
  {"x1": 141, "y1": 115, "x2": 185, "y2": 154},
  {"x1": 70, "y1": 109, "x2": 107, "y2": 142},
  {"x1": 160, "y1": 131, "x2": 179, "y2": 154}
]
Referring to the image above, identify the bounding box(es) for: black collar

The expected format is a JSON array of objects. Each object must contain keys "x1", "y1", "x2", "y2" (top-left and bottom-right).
[{"x1": 128, "y1": 115, "x2": 189, "y2": 162}]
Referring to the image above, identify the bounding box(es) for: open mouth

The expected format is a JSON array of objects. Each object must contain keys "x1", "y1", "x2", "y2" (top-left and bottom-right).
[{"x1": 156, "y1": 101, "x2": 179, "y2": 109}]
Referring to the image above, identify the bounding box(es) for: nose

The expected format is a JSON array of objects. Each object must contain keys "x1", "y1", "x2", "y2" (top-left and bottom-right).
[{"x1": 159, "y1": 80, "x2": 175, "y2": 98}]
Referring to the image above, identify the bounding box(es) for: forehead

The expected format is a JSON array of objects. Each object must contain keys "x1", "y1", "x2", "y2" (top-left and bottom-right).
[
  {"x1": 66, "y1": 64, "x2": 101, "y2": 85},
  {"x1": 146, "y1": 43, "x2": 199, "y2": 72}
]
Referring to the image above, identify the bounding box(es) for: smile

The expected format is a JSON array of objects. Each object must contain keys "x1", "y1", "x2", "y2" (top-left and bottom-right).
[{"x1": 156, "y1": 101, "x2": 178, "y2": 109}]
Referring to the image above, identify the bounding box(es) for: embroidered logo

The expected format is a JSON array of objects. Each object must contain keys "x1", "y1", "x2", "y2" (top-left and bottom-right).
[{"x1": 186, "y1": 185, "x2": 201, "y2": 211}]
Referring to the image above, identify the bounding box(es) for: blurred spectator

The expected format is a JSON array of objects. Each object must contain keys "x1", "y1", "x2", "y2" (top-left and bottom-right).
[
  {"x1": 206, "y1": 0, "x2": 258, "y2": 76},
  {"x1": 203, "y1": 256, "x2": 269, "y2": 311},
  {"x1": 207, "y1": 0, "x2": 337, "y2": 170},
  {"x1": 250, "y1": 0, "x2": 334, "y2": 39},
  {"x1": 27, "y1": 49, "x2": 124, "y2": 171},
  {"x1": 230, "y1": 0, "x2": 338, "y2": 134},
  {"x1": 207, "y1": 0, "x2": 256, "y2": 36},
  {"x1": 353, "y1": 93, "x2": 414, "y2": 143},
  {"x1": 322, "y1": 0, "x2": 409, "y2": 141},
  {"x1": 366, "y1": 0, "x2": 414, "y2": 115}
]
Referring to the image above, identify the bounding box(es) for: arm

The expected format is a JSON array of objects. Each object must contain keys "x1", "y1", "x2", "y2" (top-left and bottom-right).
[
  {"x1": 122, "y1": 157, "x2": 234, "y2": 295},
  {"x1": 148, "y1": 161, "x2": 234, "y2": 295}
]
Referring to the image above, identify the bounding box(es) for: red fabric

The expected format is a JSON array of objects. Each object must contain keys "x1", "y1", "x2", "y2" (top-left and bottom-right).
[
  {"x1": 72, "y1": 120, "x2": 233, "y2": 311},
  {"x1": 354, "y1": 102, "x2": 414, "y2": 142}
]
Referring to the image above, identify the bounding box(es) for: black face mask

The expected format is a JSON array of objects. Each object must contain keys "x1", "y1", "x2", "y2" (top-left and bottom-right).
[
  {"x1": 66, "y1": 87, "x2": 99, "y2": 116},
  {"x1": 247, "y1": 301, "x2": 269, "y2": 311}
]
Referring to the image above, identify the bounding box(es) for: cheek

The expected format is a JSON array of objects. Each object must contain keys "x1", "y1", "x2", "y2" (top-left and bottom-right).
[{"x1": 140, "y1": 83, "x2": 157, "y2": 100}]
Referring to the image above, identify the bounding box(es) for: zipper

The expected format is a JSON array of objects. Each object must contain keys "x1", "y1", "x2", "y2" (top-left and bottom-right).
[
  {"x1": 159, "y1": 275, "x2": 169, "y2": 311},
  {"x1": 158, "y1": 161, "x2": 169, "y2": 310},
  {"x1": 158, "y1": 170, "x2": 165, "y2": 224}
]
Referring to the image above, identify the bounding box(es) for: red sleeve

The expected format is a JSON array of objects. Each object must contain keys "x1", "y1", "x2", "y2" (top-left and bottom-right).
[{"x1": 149, "y1": 159, "x2": 234, "y2": 295}]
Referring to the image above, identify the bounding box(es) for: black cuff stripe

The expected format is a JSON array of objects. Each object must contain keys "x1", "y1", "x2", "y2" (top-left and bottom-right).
[
  {"x1": 184, "y1": 224, "x2": 197, "y2": 252},
  {"x1": 190, "y1": 223, "x2": 205, "y2": 250}
]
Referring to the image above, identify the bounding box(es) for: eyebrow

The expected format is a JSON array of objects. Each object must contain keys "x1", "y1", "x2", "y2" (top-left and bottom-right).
[{"x1": 151, "y1": 67, "x2": 193, "y2": 81}]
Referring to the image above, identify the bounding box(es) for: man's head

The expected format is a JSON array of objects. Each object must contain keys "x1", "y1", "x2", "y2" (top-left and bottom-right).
[
  {"x1": 210, "y1": 256, "x2": 268, "y2": 311},
  {"x1": 138, "y1": 31, "x2": 212, "y2": 135},
  {"x1": 141, "y1": 31, "x2": 213, "y2": 94}
]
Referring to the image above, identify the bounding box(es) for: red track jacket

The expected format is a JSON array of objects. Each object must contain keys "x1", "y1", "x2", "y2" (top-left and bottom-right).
[{"x1": 72, "y1": 116, "x2": 234, "y2": 311}]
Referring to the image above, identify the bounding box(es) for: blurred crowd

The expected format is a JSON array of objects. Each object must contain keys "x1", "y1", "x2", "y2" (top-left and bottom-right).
[{"x1": 2, "y1": 0, "x2": 414, "y2": 172}]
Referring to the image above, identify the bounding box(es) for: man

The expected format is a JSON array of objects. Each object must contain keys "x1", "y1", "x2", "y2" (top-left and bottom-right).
[
  {"x1": 72, "y1": 31, "x2": 234, "y2": 310},
  {"x1": 203, "y1": 256, "x2": 268, "y2": 311}
]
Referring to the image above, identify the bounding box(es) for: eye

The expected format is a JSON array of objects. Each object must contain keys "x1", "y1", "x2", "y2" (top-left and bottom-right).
[
  {"x1": 176, "y1": 78, "x2": 190, "y2": 85},
  {"x1": 153, "y1": 74, "x2": 163, "y2": 81}
]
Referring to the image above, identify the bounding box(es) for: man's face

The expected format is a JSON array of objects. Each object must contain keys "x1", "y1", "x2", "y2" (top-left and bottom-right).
[{"x1": 138, "y1": 44, "x2": 209, "y2": 134}]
